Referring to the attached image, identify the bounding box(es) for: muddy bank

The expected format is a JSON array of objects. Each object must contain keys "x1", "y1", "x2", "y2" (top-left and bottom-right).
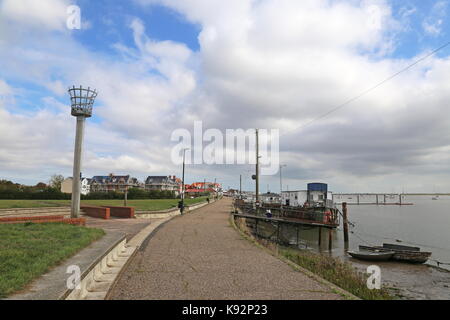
[{"x1": 347, "y1": 258, "x2": 450, "y2": 300}]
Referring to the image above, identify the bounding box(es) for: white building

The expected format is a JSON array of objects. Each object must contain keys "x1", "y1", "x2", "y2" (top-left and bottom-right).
[
  {"x1": 260, "y1": 192, "x2": 281, "y2": 204},
  {"x1": 281, "y1": 190, "x2": 333, "y2": 207},
  {"x1": 61, "y1": 177, "x2": 91, "y2": 195},
  {"x1": 281, "y1": 190, "x2": 308, "y2": 207}
]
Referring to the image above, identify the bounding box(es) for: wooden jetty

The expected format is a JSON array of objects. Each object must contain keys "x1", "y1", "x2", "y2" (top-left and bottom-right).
[
  {"x1": 333, "y1": 193, "x2": 413, "y2": 205},
  {"x1": 233, "y1": 200, "x2": 350, "y2": 251}
]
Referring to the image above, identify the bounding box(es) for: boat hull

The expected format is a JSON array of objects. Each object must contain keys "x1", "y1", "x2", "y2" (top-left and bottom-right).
[
  {"x1": 359, "y1": 245, "x2": 431, "y2": 264},
  {"x1": 348, "y1": 250, "x2": 394, "y2": 261}
]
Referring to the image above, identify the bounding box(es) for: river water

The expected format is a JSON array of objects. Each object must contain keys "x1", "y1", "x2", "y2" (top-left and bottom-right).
[{"x1": 253, "y1": 195, "x2": 450, "y2": 299}]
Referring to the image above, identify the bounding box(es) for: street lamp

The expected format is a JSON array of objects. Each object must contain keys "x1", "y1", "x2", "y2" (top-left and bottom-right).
[
  {"x1": 68, "y1": 85, "x2": 98, "y2": 218},
  {"x1": 279, "y1": 164, "x2": 287, "y2": 194},
  {"x1": 279, "y1": 164, "x2": 287, "y2": 216},
  {"x1": 180, "y1": 148, "x2": 189, "y2": 215}
]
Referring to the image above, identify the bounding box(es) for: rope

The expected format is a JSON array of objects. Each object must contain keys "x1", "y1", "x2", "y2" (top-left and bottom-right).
[
  {"x1": 430, "y1": 259, "x2": 450, "y2": 267},
  {"x1": 350, "y1": 230, "x2": 376, "y2": 246},
  {"x1": 337, "y1": 208, "x2": 356, "y2": 227}
]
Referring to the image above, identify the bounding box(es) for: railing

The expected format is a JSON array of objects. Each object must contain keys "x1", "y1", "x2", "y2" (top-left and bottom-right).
[{"x1": 234, "y1": 201, "x2": 340, "y2": 227}]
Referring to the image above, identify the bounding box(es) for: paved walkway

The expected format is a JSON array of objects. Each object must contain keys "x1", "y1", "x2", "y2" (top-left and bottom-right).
[
  {"x1": 85, "y1": 216, "x2": 153, "y2": 241},
  {"x1": 109, "y1": 198, "x2": 343, "y2": 300}
]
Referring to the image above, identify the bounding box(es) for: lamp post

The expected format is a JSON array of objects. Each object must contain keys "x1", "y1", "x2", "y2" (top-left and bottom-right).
[
  {"x1": 279, "y1": 164, "x2": 286, "y2": 216},
  {"x1": 279, "y1": 164, "x2": 286, "y2": 194},
  {"x1": 124, "y1": 184, "x2": 128, "y2": 207},
  {"x1": 68, "y1": 86, "x2": 98, "y2": 218},
  {"x1": 180, "y1": 148, "x2": 189, "y2": 215}
]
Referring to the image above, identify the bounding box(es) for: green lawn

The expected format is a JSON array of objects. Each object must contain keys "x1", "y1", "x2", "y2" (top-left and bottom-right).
[
  {"x1": 0, "y1": 197, "x2": 208, "y2": 211},
  {"x1": 0, "y1": 223, "x2": 105, "y2": 298},
  {"x1": 0, "y1": 200, "x2": 68, "y2": 209}
]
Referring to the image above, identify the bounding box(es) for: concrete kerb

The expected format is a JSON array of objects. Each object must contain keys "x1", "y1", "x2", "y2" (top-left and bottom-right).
[
  {"x1": 229, "y1": 212, "x2": 360, "y2": 300},
  {"x1": 62, "y1": 234, "x2": 128, "y2": 300}
]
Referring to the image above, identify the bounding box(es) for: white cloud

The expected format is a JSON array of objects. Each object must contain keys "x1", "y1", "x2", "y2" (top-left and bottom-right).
[
  {"x1": 132, "y1": 0, "x2": 450, "y2": 191},
  {"x1": 2, "y1": 0, "x2": 450, "y2": 192},
  {"x1": 0, "y1": 8, "x2": 198, "y2": 183},
  {"x1": 423, "y1": 20, "x2": 443, "y2": 36},
  {"x1": 0, "y1": 79, "x2": 13, "y2": 97},
  {"x1": 0, "y1": 0, "x2": 70, "y2": 31}
]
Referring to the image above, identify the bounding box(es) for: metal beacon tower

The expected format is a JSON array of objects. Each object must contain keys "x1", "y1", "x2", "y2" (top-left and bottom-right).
[{"x1": 68, "y1": 86, "x2": 98, "y2": 218}]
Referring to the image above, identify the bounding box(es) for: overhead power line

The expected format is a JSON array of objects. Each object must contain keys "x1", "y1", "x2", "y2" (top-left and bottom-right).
[{"x1": 290, "y1": 41, "x2": 450, "y2": 133}]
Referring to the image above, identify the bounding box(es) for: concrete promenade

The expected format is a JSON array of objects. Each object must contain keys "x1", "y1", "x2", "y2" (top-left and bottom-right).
[{"x1": 109, "y1": 198, "x2": 343, "y2": 300}]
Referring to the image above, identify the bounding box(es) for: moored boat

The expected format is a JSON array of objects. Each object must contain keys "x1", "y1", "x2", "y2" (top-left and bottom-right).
[
  {"x1": 348, "y1": 250, "x2": 394, "y2": 261},
  {"x1": 359, "y1": 243, "x2": 431, "y2": 264}
]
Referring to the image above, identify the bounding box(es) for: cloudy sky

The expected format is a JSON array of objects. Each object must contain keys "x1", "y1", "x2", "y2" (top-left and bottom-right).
[{"x1": 1, "y1": 0, "x2": 450, "y2": 193}]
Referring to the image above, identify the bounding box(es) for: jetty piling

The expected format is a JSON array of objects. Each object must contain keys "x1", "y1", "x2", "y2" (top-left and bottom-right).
[
  {"x1": 328, "y1": 228, "x2": 333, "y2": 251},
  {"x1": 318, "y1": 227, "x2": 322, "y2": 247},
  {"x1": 342, "y1": 202, "x2": 349, "y2": 243}
]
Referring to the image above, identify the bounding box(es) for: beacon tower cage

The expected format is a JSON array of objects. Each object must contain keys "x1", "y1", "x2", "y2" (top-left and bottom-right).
[{"x1": 68, "y1": 86, "x2": 97, "y2": 117}]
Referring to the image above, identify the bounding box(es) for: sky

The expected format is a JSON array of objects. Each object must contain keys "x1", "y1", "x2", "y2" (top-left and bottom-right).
[{"x1": 1, "y1": 0, "x2": 450, "y2": 193}]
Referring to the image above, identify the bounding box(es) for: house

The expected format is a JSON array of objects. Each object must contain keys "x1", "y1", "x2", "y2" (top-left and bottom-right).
[
  {"x1": 61, "y1": 177, "x2": 91, "y2": 195},
  {"x1": 145, "y1": 176, "x2": 181, "y2": 195},
  {"x1": 185, "y1": 182, "x2": 223, "y2": 197},
  {"x1": 281, "y1": 183, "x2": 333, "y2": 207},
  {"x1": 90, "y1": 174, "x2": 142, "y2": 193}
]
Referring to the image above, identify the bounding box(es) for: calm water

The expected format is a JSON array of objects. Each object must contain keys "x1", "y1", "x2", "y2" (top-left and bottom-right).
[{"x1": 254, "y1": 195, "x2": 450, "y2": 299}]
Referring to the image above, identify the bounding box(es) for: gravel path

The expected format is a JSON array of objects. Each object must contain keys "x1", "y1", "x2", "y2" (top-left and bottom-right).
[{"x1": 109, "y1": 198, "x2": 343, "y2": 300}]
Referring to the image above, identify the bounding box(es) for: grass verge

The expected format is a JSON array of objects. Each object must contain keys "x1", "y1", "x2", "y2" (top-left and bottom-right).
[
  {"x1": 0, "y1": 197, "x2": 208, "y2": 211},
  {"x1": 280, "y1": 248, "x2": 393, "y2": 300},
  {"x1": 0, "y1": 223, "x2": 105, "y2": 298}
]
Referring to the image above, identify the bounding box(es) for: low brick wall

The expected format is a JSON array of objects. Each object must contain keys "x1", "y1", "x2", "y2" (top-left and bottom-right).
[
  {"x1": 81, "y1": 206, "x2": 110, "y2": 220},
  {"x1": 0, "y1": 215, "x2": 86, "y2": 226},
  {"x1": 103, "y1": 206, "x2": 135, "y2": 219}
]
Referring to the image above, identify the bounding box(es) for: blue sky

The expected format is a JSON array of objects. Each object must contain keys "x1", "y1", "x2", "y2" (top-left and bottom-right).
[
  {"x1": 2, "y1": 0, "x2": 450, "y2": 193},
  {"x1": 74, "y1": 0, "x2": 200, "y2": 53},
  {"x1": 390, "y1": 0, "x2": 450, "y2": 58}
]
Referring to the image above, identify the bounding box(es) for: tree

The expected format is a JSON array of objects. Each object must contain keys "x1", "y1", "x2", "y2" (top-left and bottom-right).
[
  {"x1": 49, "y1": 174, "x2": 65, "y2": 191},
  {"x1": 35, "y1": 182, "x2": 47, "y2": 190}
]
